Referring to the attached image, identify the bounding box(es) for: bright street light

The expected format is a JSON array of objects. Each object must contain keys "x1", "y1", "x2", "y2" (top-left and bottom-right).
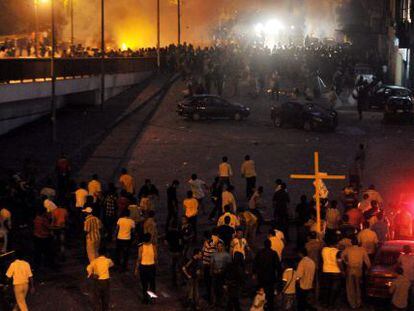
[{"x1": 265, "y1": 19, "x2": 285, "y2": 35}]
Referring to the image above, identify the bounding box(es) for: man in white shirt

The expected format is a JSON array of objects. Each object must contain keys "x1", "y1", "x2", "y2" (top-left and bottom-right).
[
  {"x1": 88, "y1": 174, "x2": 102, "y2": 202},
  {"x1": 325, "y1": 201, "x2": 341, "y2": 231},
  {"x1": 75, "y1": 182, "x2": 89, "y2": 208},
  {"x1": 218, "y1": 156, "x2": 233, "y2": 186},
  {"x1": 6, "y1": 251, "x2": 35, "y2": 311},
  {"x1": 115, "y1": 210, "x2": 135, "y2": 272},
  {"x1": 268, "y1": 229, "x2": 284, "y2": 260},
  {"x1": 43, "y1": 196, "x2": 57, "y2": 213},
  {"x1": 363, "y1": 185, "x2": 383, "y2": 207},
  {"x1": 40, "y1": 179, "x2": 56, "y2": 199},
  {"x1": 0, "y1": 206, "x2": 12, "y2": 253},
  {"x1": 357, "y1": 222, "x2": 378, "y2": 257},
  {"x1": 87, "y1": 248, "x2": 114, "y2": 311},
  {"x1": 296, "y1": 248, "x2": 316, "y2": 311},
  {"x1": 222, "y1": 185, "x2": 237, "y2": 213},
  {"x1": 188, "y1": 174, "x2": 208, "y2": 215},
  {"x1": 241, "y1": 155, "x2": 257, "y2": 199},
  {"x1": 249, "y1": 186, "x2": 264, "y2": 232}
]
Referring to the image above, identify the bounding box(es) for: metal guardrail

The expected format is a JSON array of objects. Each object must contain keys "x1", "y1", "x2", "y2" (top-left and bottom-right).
[{"x1": 0, "y1": 57, "x2": 157, "y2": 82}]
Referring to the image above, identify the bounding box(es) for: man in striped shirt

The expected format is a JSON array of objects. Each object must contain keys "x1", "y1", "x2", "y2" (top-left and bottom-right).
[
  {"x1": 83, "y1": 207, "x2": 102, "y2": 263},
  {"x1": 202, "y1": 231, "x2": 217, "y2": 304}
]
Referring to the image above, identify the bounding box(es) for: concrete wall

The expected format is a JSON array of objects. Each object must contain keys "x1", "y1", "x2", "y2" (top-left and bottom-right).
[{"x1": 0, "y1": 71, "x2": 152, "y2": 135}]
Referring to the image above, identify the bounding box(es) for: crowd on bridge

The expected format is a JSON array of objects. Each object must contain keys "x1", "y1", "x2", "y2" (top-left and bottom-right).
[
  {"x1": 1, "y1": 143, "x2": 414, "y2": 311},
  {"x1": 1, "y1": 35, "x2": 386, "y2": 102}
]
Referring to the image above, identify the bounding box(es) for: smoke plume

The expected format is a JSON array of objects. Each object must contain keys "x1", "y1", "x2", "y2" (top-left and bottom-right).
[{"x1": 62, "y1": 0, "x2": 341, "y2": 49}]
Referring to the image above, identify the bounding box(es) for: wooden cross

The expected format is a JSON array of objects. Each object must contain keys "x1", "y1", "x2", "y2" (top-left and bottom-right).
[{"x1": 290, "y1": 152, "x2": 346, "y2": 233}]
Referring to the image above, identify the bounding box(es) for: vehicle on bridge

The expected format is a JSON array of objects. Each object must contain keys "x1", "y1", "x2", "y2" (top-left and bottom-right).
[
  {"x1": 366, "y1": 240, "x2": 414, "y2": 299},
  {"x1": 270, "y1": 101, "x2": 338, "y2": 131},
  {"x1": 176, "y1": 95, "x2": 250, "y2": 121}
]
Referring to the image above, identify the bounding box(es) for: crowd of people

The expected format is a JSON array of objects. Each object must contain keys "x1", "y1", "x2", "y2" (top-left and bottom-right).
[
  {"x1": 0, "y1": 147, "x2": 413, "y2": 311},
  {"x1": 1, "y1": 33, "x2": 385, "y2": 103},
  {"x1": 0, "y1": 34, "x2": 403, "y2": 311}
]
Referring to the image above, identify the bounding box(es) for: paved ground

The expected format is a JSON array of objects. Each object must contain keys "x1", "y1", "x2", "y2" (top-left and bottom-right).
[{"x1": 4, "y1": 76, "x2": 414, "y2": 310}]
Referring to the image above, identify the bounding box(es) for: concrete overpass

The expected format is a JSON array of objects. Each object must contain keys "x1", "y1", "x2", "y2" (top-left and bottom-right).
[{"x1": 0, "y1": 57, "x2": 157, "y2": 135}]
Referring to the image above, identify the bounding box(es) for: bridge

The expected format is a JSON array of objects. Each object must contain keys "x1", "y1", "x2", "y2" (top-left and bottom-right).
[{"x1": 0, "y1": 57, "x2": 157, "y2": 135}]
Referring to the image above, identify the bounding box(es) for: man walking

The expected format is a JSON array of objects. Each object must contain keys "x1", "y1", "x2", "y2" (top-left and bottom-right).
[
  {"x1": 84, "y1": 207, "x2": 102, "y2": 263},
  {"x1": 182, "y1": 248, "x2": 203, "y2": 309},
  {"x1": 166, "y1": 180, "x2": 179, "y2": 232},
  {"x1": 253, "y1": 239, "x2": 282, "y2": 311},
  {"x1": 296, "y1": 248, "x2": 316, "y2": 311},
  {"x1": 119, "y1": 168, "x2": 135, "y2": 194},
  {"x1": 397, "y1": 245, "x2": 414, "y2": 307},
  {"x1": 135, "y1": 233, "x2": 157, "y2": 304},
  {"x1": 249, "y1": 186, "x2": 264, "y2": 233},
  {"x1": 272, "y1": 182, "x2": 290, "y2": 236},
  {"x1": 341, "y1": 238, "x2": 371, "y2": 309},
  {"x1": 188, "y1": 174, "x2": 208, "y2": 215},
  {"x1": 211, "y1": 241, "x2": 231, "y2": 307},
  {"x1": 183, "y1": 191, "x2": 199, "y2": 241},
  {"x1": 6, "y1": 250, "x2": 35, "y2": 311},
  {"x1": 241, "y1": 155, "x2": 257, "y2": 199},
  {"x1": 115, "y1": 210, "x2": 135, "y2": 271},
  {"x1": 218, "y1": 156, "x2": 233, "y2": 186},
  {"x1": 87, "y1": 248, "x2": 114, "y2": 311}
]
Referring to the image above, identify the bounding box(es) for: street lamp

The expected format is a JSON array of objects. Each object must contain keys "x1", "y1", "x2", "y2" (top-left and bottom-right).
[
  {"x1": 70, "y1": 0, "x2": 74, "y2": 46},
  {"x1": 51, "y1": 0, "x2": 57, "y2": 142},
  {"x1": 157, "y1": 0, "x2": 160, "y2": 69},
  {"x1": 177, "y1": 0, "x2": 181, "y2": 45},
  {"x1": 100, "y1": 0, "x2": 105, "y2": 110},
  {"x1": 34, "y1": 0, "x2": 50, "y2": 57}
]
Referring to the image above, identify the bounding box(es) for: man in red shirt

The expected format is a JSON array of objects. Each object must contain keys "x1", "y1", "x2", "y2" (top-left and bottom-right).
[
  {"x1": 346, "y1": 207, "x2": 363, "y2": 230},
  {"x1": 51, "y1": 205, "x2": 69, "y2": 259},
  {"x1": 33, "y1": 208, "x2": 53, "y2": 268}
]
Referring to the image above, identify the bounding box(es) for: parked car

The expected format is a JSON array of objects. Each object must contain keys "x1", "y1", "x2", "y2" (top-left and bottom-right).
[
  {"x1": 366, "y1": 240, "x2": 414, "y2": 298},
  {"x1": 176, "y1": 95, "x2": 250, "y2": 121},
  {"x1": 365, "y1": 85, "x2": 413, "y2": 111},
  {"x1": 270, "y1": 101, "x2": 338, "y2": 131}
]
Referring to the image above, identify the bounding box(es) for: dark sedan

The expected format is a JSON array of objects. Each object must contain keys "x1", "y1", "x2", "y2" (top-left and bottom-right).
[
  {"x1": 365, "y1": 85, "x2": 413, "y2": 111},
  {"x1": 176, "y1": 95, "x2": 250, "y2": 121},
  {"x1": 366, "y1": 240, "x2": 414, "y2": 299},
  {"x1": 270, "y1": 101, "x2": 338, "y2": 131}
]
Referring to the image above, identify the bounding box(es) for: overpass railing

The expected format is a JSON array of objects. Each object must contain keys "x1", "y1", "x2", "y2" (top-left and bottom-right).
[{"x1": 0, "y1": 57, "x2": 157, "y2": 83}]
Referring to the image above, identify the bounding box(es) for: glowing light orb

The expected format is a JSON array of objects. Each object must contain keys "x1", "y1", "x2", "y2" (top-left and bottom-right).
[
  {"x1": 254, "y1": 23, "x2": 264, "y2": 37},
  {"x1": 265, "y1": 19, "x2": 285, "y2": 35}
]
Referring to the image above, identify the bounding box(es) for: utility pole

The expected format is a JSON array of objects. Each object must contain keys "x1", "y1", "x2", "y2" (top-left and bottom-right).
[
  {"x1": 177, "y1": 0, "x2": 181, "y2": 45},
  {"x1": 51, "y1": 0, "x2": 57, "y2": 142},
  {"x1": 100, "y1": 0, "x2": 105, "y2": 111},
  {"x1": 157, "y1": 0, "x2": 160, "y2": 69},
  {"x1": 70, "y1": 0, "x2": 74, "y2": 46},
  {"x1": 34, "y1": 0, "x2": 39, "y2": 57}
]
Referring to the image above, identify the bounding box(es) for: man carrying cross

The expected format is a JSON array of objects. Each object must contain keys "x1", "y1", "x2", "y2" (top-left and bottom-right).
[{"x1": 291, "y1": 152, "x2": 346, "y2": 234}]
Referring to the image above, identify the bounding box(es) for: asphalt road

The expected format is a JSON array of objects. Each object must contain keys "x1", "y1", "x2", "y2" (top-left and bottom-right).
[{"x1": 25, "y1": 79, "x2": 414, "y2": 311}]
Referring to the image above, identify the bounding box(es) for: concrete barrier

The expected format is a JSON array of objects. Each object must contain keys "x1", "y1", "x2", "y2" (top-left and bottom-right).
[{"x1": 0, "y1": 71, "x2": 152, "y2": 135}]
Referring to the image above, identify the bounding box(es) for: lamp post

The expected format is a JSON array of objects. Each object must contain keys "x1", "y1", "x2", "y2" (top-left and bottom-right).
[
  {"x1": 157, "y1": 0, "x2": 160, "y2": 69},
  {"x1": 34, "y1": 0, "x2": 39, "y2": 57},
  {"x1": 177, "y1": 0, "x2": 181, "y2": 45},
  {"x1": 70, "y1": 0, "x2": 74, "y2": 46},
  {"x1": 100, "y1": 0, "x2": 105, "y2": 110},
  {"x1": 51, "y1": 0, "x2": 57, "y2": 142}
]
